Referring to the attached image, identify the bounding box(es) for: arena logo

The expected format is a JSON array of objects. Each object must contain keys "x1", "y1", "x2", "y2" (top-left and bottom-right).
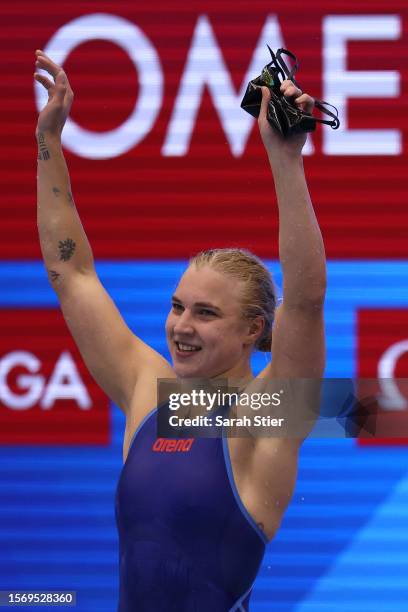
[
  {"x1": 34, "y1": 13, "x2": 401, "y2": 159},
  {"x1": 152, "y1": 438, "x2": 194, "y2": 453},
  {"x1": 0, "y1": 350, "x2": 91, "y2": 411}
]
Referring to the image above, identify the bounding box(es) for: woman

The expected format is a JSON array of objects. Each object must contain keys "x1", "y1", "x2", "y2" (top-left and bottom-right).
[{"x1": 35, "y1": 49, "x2": 326, "y2": 611}]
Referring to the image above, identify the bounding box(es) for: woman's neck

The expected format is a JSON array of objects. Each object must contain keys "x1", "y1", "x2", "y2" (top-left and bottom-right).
[{"x1": 215, "y1": 361, "x2": 253, "y2": 384}]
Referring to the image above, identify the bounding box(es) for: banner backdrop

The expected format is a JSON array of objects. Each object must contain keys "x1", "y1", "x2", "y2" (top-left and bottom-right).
[
  {"x1": 1, "y1": 1, "x2": 407, "y2": 259},
  {"x1": 1, "y1": 2, "x2": 408, "y2": 611}
]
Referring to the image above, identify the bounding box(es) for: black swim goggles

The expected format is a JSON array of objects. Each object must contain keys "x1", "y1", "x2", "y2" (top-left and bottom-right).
[{"x1": 241, "y1": 46, "x2": 340, "y2": 137}]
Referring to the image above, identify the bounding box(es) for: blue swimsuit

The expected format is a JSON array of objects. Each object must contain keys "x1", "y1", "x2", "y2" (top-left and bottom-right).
[{"x1": 115, "y1": 405, "x2": 267, "y2": 611}]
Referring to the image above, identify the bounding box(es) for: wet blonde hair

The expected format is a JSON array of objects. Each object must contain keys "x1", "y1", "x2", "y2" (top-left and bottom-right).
[{"x1": 189, "y1": 248, "x2": 277, "y2": 352}]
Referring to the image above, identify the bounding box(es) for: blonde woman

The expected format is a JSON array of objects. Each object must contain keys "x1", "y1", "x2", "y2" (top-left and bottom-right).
[{"x1": 35, "y1": 49, "x2": 325, "y2": 611}]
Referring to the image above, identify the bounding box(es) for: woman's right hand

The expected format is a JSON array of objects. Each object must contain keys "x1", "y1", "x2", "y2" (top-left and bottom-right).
[
  {"x1": 258, "y1": 83, "x2": 314, "y2": 160},
  {"x1": 34, "y1": 50, "x2": 74, "y2": 138}
]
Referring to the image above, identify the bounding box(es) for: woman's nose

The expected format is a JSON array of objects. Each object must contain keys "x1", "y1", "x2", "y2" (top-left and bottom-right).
[{"x1": 173, "y1": 310, "x2": 194, "y2": 334}]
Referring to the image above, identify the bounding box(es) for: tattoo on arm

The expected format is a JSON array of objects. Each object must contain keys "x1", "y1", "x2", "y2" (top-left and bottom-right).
[
  {"x1": 58, "y1": 238, "x2": 76, "y2": 262},
  {"x1": 52, "y1": 187, "x2": 75, "y2": 206},
  {"x1": 48, "y1": 269, "x2": 61, "y2": 283},
  {"x1": 37, "y1": 132, "x2": 50, "y2": 161}
]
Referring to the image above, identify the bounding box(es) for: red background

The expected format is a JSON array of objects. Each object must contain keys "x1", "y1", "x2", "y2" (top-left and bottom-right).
[
  {"x1": 358, "y1": 308, "x2": 408, "y2": 445},
  {"x1": 0, "y1": 309, "x2": 109, "y2": 444},
  {"x1": 1, "y1": 0, "x2": 407, "y2": 260}
]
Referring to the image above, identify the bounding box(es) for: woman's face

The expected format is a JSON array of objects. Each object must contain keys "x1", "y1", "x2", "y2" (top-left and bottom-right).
[{"x1": 165, "y1": 265, "x2": 254, "y2": 379}]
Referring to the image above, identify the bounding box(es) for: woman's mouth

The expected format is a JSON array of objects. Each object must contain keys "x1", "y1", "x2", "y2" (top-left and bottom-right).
[{"x1": 174, "y1": 341, "x2": 202, "y2": 357}]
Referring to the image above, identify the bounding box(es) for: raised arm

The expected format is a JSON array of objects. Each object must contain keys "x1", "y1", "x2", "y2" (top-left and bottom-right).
[
  {"x1": 35, "y1": 50, "x2": 172, "y2": 415},
  {"x1": 242, "y1": 82, "x2": 327, "y2": 521},
  {"x1": 258, "y1": 83, "x2": 326, "y2": 380}
]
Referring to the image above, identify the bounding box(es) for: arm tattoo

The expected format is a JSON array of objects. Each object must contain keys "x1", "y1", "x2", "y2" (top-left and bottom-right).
[
  {"x1": 52, "y1": 187, "x2": 75, "y2": 206},
  {"x1": 48, "y1": 269, "x2": 61, "y2": 283},
  {"x1": 37, "y1": 132, "x2": 50, "y2": 161},
  {"x1": 58, "y1": 238, "x2": 76, "y2": 262}
]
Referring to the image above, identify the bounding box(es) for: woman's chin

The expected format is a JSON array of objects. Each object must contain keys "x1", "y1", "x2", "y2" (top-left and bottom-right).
[
  {"x1": 173, "y1": 363, "x2": 201, "y2": 379},
  {"x1": 172, "y1": 357, "x2": 209, "y2": 379}
]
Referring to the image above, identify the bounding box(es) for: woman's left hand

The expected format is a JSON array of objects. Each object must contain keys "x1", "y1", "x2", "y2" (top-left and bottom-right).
[{"x1": 258, "y1": 80, "x2": 315, "y2": 159}]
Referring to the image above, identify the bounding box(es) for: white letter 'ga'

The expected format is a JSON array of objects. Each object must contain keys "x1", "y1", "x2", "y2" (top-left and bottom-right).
[
  {"x1": 0, "y1": 351, "x2": 45, "y2": 410},
  {"x1": 0, "y1": 350, "x2": 91, "y2": 410},
  {"x1": 41, "y1": 351, "x2": 91, "y2": 410},
  {"x1": 34, "y1": 13, "x2": 163, "y2": 159}
]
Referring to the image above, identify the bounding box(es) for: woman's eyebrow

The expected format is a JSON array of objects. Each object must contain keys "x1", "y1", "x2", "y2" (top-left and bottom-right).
[
  {"x1": 194, "y1": 301, "x2": 222, "y2": 313},
  {"x1": 172, "y1": 295, "x2": 222, "y2": 313}
]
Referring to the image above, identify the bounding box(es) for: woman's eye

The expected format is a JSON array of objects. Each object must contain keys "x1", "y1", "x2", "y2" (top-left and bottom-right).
[
  {"x1": 172, "y1": 303, "x2": 183, "y2": 312},
  {"x1": 198, "y1": 309, "x2": 215, "y2": 317}
]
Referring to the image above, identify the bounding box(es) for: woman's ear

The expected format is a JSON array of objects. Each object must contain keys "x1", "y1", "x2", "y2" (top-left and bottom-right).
[{"x1": 245, "y1": 316, "x2": 265, "y2": 346}]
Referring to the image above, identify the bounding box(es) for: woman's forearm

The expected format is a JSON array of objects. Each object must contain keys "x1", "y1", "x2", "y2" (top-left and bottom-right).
[
  {"x1": 268, "y1": 151, "x2": 326, "y2": 307},
  {"x1": 36, "y1": 131, "x2": 95, "y2": 285}
]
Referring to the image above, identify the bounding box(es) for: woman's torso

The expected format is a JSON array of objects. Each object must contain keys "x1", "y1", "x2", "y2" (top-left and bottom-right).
[
  {"x1": 116, "y1": 375, "x2": 299, "y2": 610},
  {"x1": 123, "y1": 374, "x2": 299, "y2": 537},
  {"x1": 116, "y1": 404, "x2": 267, "y2": 611}
]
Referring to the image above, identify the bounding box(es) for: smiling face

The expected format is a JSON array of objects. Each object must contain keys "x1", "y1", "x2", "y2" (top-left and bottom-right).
[{"x1": 165, "y1": 265, "x2": 258, "y2": 379}]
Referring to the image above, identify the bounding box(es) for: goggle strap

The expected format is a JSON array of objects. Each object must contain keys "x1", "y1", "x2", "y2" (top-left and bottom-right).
[
  {"x1": 266, "y1": 46, "x2": 340, "y2": 130},
  {"x1": 313, "y1": 99, "x2": 340, "y2": 129}
]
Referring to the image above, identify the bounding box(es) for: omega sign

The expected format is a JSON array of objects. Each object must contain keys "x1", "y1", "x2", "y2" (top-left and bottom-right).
[
  {"x1": 0, "y1": 350, "x2": 90, "y2": 411},
  {"x1": 0, "y1": 309, "x2": 109, "y2": 445},
  {"x1": 34, "y1": 13, "x2": 401, "y2": 159},
  {"x1": 377, "y1": 340, "x2": 408, "y2": 410}
]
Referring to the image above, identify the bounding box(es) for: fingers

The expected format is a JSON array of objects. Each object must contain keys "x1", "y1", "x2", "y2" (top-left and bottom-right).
[
  {"x1": 280, "y1": 79, "x2": 302, "y2": 100},
  {"x1": 54, "y1": 72, "x2": 68, "y2": 103},
  {"x1": 259, "y1": 86, "x2": 271, "y2": 121},
  {"x1": 35, "y1": 49, "x2": 62, "y2": 80},
  {"x1": 33, "y1": 65, "x2": 66, "y2": 102},
  {"x1": 34, "y1": 50, "x2": 74, "y2": 102},
  {"x1": 293, "y1": 92, "x2": 314, "y2": 114},
  {"x1": 280, "y1": 79, "x2": 314, "y2": 113},
  {"x1": 34, "y1": 72, "x2": 53, "y2": 90}
]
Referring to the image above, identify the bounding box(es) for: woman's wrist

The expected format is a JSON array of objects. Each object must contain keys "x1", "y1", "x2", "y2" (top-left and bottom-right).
[
  {"x1": 35, "y1": 129, "x2": 62, "y2": 152},
  {"x1": 267, "y1": 149, "x2": 304, "y2": 173}
]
